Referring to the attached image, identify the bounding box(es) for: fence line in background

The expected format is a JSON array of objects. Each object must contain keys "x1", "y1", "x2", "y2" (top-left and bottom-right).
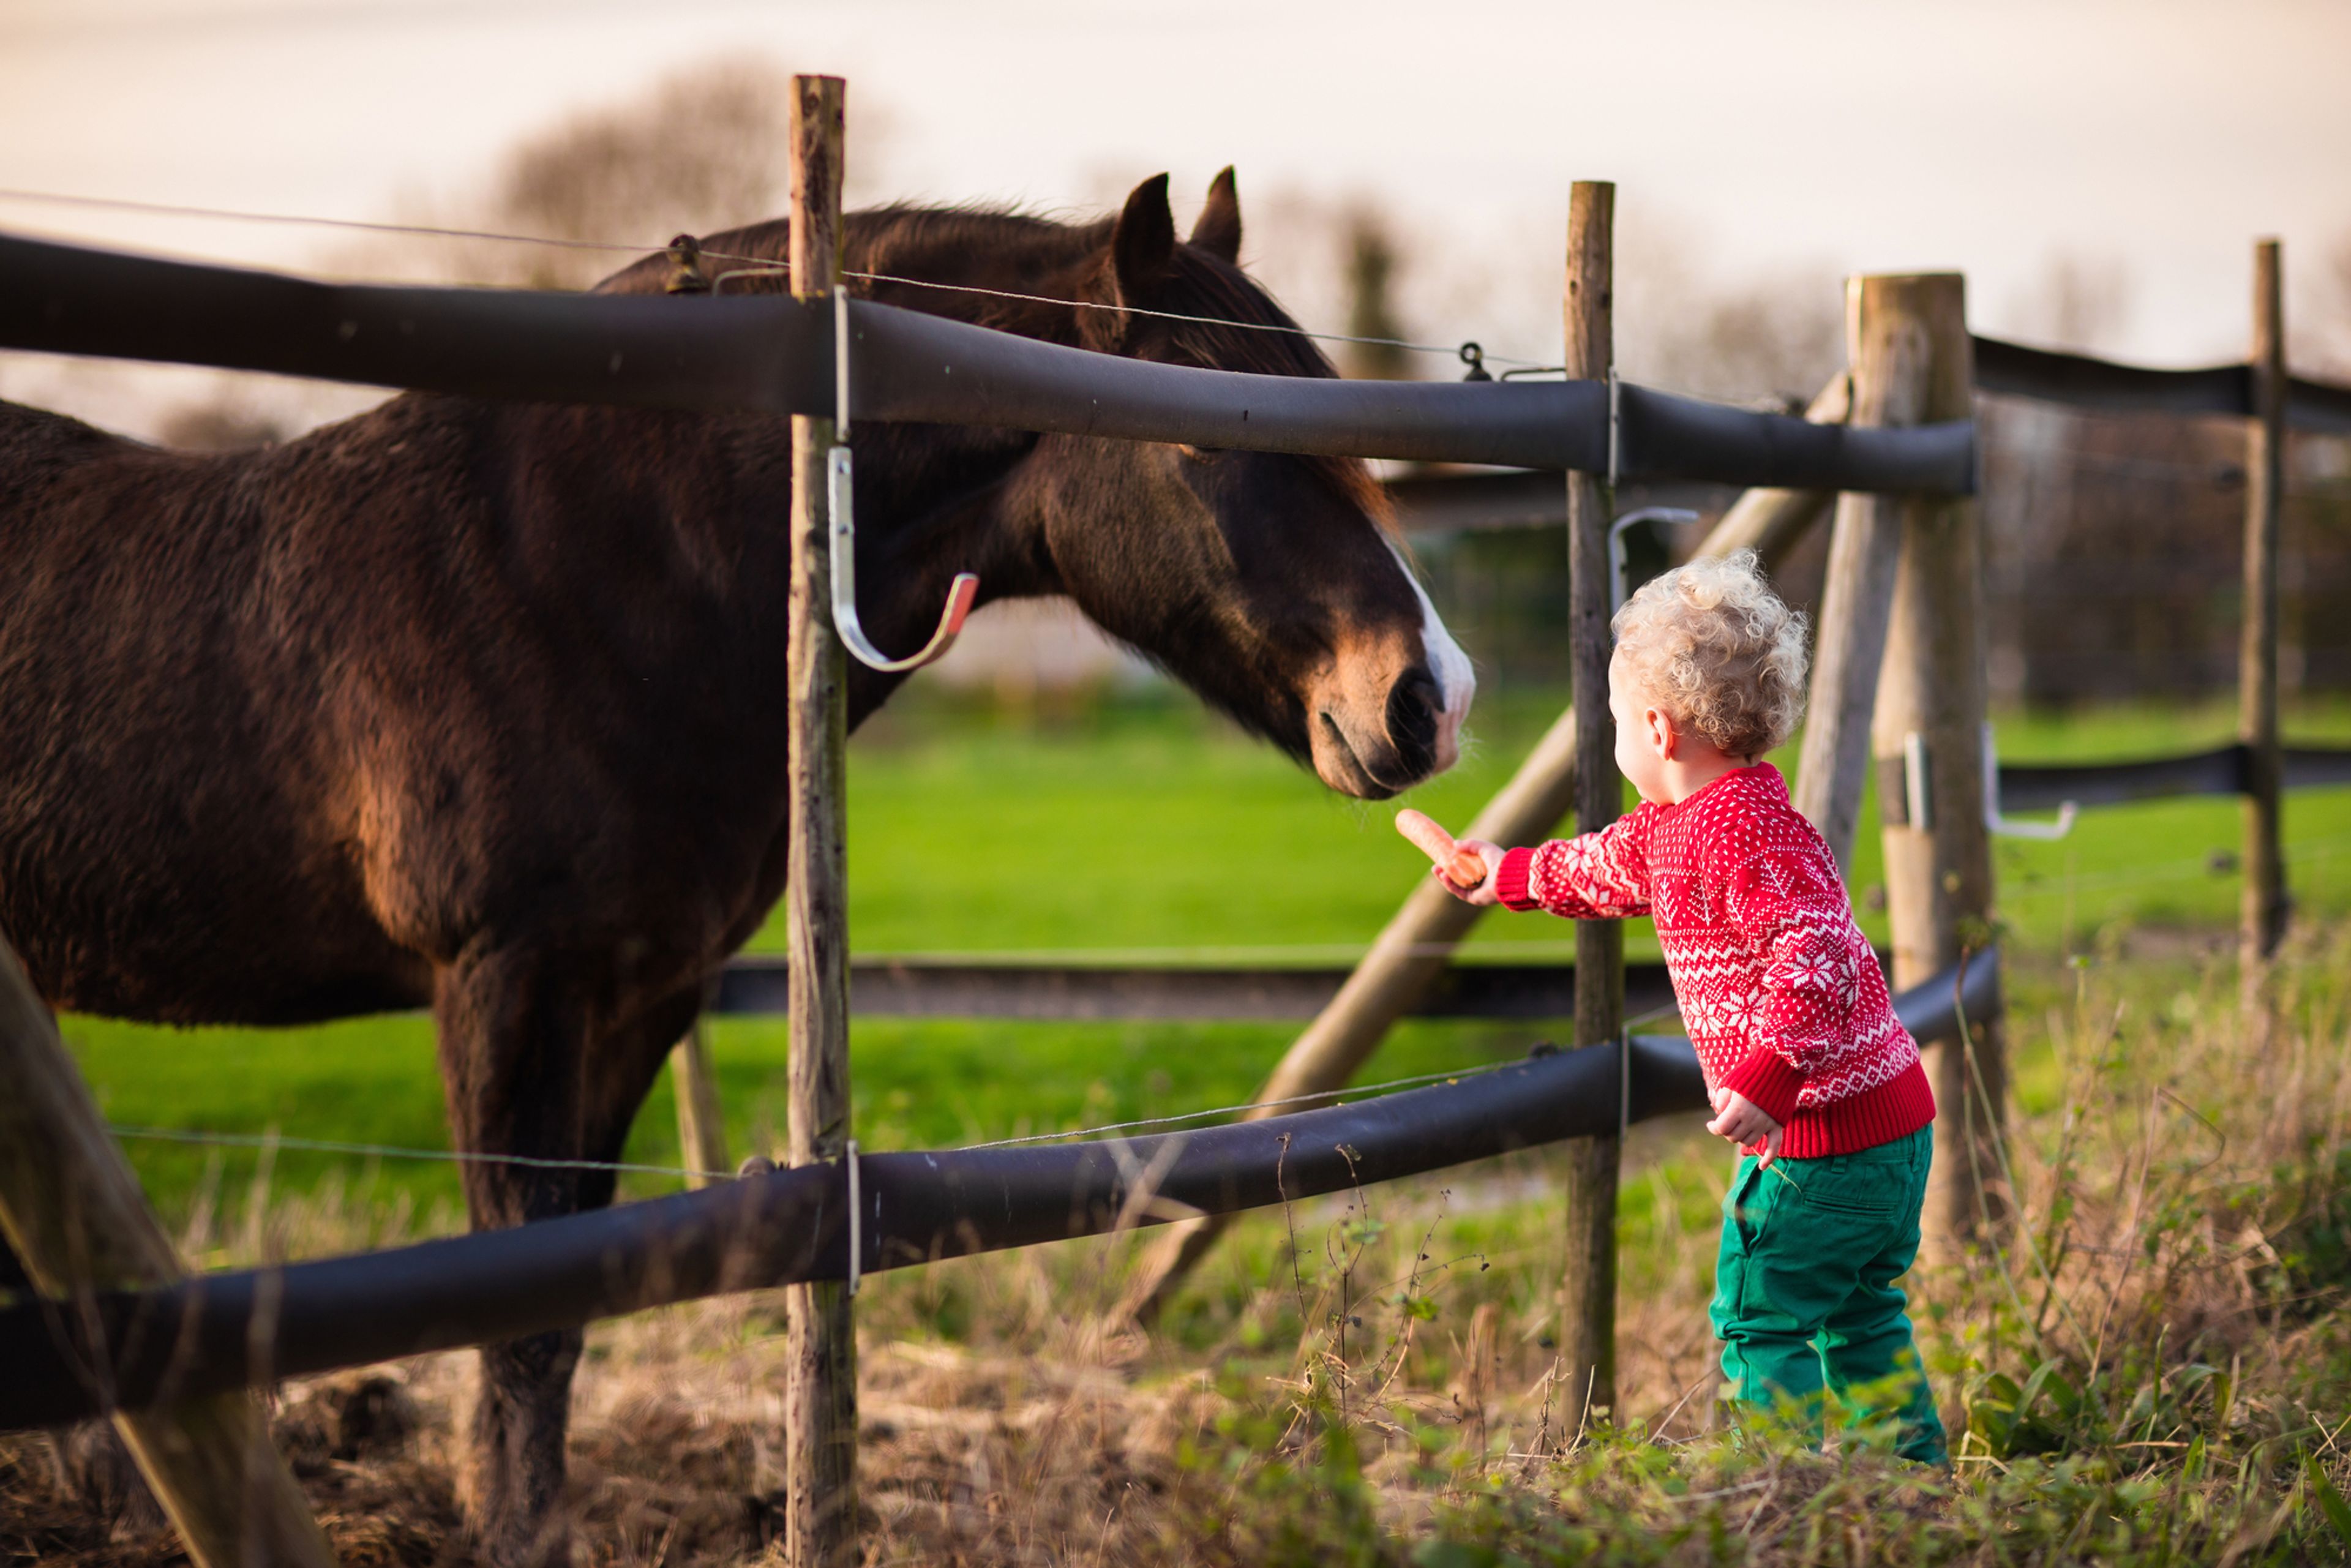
[{"x1": 1972, "y1": 332, "x2": 2351, "y2": 436}]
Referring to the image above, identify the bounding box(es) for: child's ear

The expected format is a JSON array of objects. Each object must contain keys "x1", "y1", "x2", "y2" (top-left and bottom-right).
[{"x1": 1649, "y1": 707, "x2": 1676, "y2": 760}]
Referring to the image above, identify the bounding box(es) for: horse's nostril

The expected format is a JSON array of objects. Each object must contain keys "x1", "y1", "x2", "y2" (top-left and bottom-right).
[{"x1": 1386, "y1": 667, "x2": 1441, "y2": 775}]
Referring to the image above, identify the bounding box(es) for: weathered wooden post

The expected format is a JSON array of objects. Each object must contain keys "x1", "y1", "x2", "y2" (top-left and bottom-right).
[
  {"x1": 1559, "y1": 178, "x2": 1621, "y2": 1430},
  {"x1": 1794, "y1": 320, "x2": 1903, "y2": 869},
  {"x1": 669, "y1": 1025, "x2": 730, "y2": 1189},
  {"x1": 782, "y1": 72, "x2": 859, "y2": 1568},
  {"x1": 0, "y1": 936, "x2": 339, "y2": 1568},
  {"x1": 1862, "y1": 274, "x2": 2005, "y2": 1248},
  {"x1": 1796, "y1": 280, "x2": 1927, "y2": 879},
  {"x1": 2241, "y1": 238, "x2": 2288, "y2": 992}
]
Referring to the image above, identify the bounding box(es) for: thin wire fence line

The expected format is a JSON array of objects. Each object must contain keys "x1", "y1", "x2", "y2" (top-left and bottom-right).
[
  {"x1": 104, "y1": 1125, "x2": 730, "y2": 1182},
  {"x1": 0, "y1": 186, "x2": 745, "y2": 262},
  {"x1": 0, "y1": 184, "x2": 1547, "y2": 370},
  {"x1": 955, "y1": 1057, "x2": 1531, "y2": 1149},
  {"x1": 100, "y1": 1053, "x2": 1555, "y2": 1179},
  {"x1": 14, "y1": 186, "x2": 2351, "y2": 438},
  {"x1": 841, "y1": 938, "x2": 1602, "y2": 966},
  {"x1": 838, "y1": 268, "x2": 1550, "y2": 367}
]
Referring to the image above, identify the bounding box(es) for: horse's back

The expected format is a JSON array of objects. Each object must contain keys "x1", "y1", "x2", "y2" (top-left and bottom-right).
[{"x1": 0, "y1": 399, "x2": 430, "y2": 1022}]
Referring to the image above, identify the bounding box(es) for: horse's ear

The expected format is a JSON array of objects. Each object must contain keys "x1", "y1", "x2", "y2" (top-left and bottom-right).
[
  {"x1": 1111, "y1": 173, "x2": 1177, "y2": 304},
  {"x1": 1189, "y1": 167, "x2": 1242, "y2": 264}
]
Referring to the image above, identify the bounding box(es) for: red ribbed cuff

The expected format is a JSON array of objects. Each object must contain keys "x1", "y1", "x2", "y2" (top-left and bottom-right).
[
  {"x1": 1722, "y1": 1046, "x2": 1808, "y2": 1129},
  {"x1": 1775, "y1": 1058, "x2": 1937, "y2": 1159},
  {"x1": 1496, "y1": 847, "x2": 1540, "y2": 910}
]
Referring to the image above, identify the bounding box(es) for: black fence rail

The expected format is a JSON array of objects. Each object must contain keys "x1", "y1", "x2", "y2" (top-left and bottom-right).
[
  {"x1": 1998, "y1": 742, "x2": 2351, "y2": 812},
  {"x1": 1972, "y1": 334, "x2": 2351, "y2": 435},
  {"x1": 806, "y1": 732, "x2": 2351, "y2": 1031},
  {"x1": 1382, "y1": 333, "x2": 2351, "y2": 539},
  {"x1": 0, "y1": 953, "x2": 2000, "y2": 1434},
  {"x1": 0, "y1": 230, "x2": 1974, "y2": 493}
]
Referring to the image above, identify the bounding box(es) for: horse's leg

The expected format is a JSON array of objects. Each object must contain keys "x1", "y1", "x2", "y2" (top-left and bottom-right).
[{"x1": 434, "y1": 948, "x2": 702, "y2": 1568}]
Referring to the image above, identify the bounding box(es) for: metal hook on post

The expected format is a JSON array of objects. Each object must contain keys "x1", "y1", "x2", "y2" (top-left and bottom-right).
[
  {"x1": 1607, "y1": 507, "x2": 1699, "y2": 618},
  {"x1": 827, "y1": 288, "x2": 980, "y2": 672},
  {"x1": 1981, "y1": 721, "x2": 2077, "y2": 840}
]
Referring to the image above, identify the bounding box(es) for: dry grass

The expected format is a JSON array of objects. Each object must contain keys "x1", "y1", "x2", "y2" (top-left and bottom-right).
[{"x1": 13, "y1": 929, "x2": 2351, "y2": 1564}]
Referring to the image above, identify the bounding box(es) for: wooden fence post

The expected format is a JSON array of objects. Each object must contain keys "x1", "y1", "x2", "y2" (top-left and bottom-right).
[
  {"x1": 1793, "y1": 285, "x2": 1919, "y2": 871},
  {"x1": 669, "y1": 1024, "x2": 730, "y2": 1190},
  {"x1": 0, "y1": 936, "x2": 339, "y2": 1568},
  {"x1": 1863, "y1": 274, "x2": 2006, "y2": 1249},
  {"x1": 2241, "y1": 238, "x2": 2287, "y2": 994},
  {"x1": 1559, "y1": 178, "x2": 1621, "y2": 1431},
  {"x1": 782, "y1": 73, "x2": 858, "y2": 1568}
]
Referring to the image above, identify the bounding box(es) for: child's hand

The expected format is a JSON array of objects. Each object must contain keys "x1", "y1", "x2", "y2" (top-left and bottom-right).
[
  {"x1": 1707, "y1": 1087, "x2": 1785, "y2": 1166},
  {"x1": 1395, "y1": 810, "x2": 1504, "y2": 906}
]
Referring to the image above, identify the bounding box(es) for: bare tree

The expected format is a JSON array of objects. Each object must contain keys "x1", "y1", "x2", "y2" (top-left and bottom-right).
[
  {"x1": 353, "y1": 58, "x2": 888, "y2": 291},
  {"x1": 1630, "y1": 282, "x2": 1843, "y2": 410},
  {"x1": 1340, "y1": 206, "x2": 1412, "y2": 381},
  {"x1": 477, "y1": 60, "x2": 796, "y2": 290}
]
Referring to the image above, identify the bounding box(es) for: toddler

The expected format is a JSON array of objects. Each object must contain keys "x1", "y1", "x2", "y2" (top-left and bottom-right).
[{"x1": 1406, "y1": 549, "x2": 1944, "y2": 1461}]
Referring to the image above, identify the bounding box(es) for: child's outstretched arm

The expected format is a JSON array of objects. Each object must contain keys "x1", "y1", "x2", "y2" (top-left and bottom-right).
[{"x1": 1394, "y1": 809, "x2": 1654, "y2": 918}]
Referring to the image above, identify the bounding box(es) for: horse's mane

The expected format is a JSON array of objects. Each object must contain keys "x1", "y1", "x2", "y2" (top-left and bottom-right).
[{"x1": 593, "y1": 199, "x2": 1395, "y2": 533}]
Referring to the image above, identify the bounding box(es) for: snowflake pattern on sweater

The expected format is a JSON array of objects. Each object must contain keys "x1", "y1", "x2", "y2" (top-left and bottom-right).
[{"x1": 1494, "y1": 762, "x2": 1934, "y2": 1158}]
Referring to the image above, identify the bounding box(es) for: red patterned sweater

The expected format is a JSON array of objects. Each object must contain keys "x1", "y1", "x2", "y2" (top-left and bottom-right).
[{"x1": 1495, "y1": 762, "x2": 1933, "y2": 1158}]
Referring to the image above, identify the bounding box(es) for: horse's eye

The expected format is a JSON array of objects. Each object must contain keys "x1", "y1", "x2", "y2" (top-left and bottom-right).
[{"x1": 1177, "y1": 444, "x2": 1226, "y2": 463}]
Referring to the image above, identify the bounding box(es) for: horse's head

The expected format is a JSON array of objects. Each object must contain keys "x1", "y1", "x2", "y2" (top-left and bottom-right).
[
  {"x1": 602, "y1": 174, "x2": 1473, "y2": 798},
  {"x1": 996, "y1": 173, "x2": 1474, "y2": 798}
]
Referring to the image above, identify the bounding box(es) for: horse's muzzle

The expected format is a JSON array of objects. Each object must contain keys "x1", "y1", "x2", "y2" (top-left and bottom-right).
[{"x1": 1310, "y1": 664, "x2": 1457, "y2": 800}]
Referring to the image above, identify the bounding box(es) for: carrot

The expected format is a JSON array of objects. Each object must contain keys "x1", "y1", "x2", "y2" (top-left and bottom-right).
[{"x1": 1395, "y1": 808, "x2": 1488, "y2": 890}]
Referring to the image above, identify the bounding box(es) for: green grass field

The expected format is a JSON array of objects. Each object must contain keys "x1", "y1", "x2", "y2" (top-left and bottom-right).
[{"x1": 60, "y1": 683, "x2": 2351, "y2": 1223}]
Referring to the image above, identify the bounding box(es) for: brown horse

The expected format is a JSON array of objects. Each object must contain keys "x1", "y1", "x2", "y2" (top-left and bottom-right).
[{"x1": 0, "y1": 170, "x2": 1472, "y2": 1562}]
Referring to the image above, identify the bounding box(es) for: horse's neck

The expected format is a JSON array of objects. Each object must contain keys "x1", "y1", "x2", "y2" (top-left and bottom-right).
[
  {"x1": 836, "y1": 419, "x2": 1054, "y2": 722},
  {"x1": 840, "y1": 210, "x2": 1101, "y2": 339}
]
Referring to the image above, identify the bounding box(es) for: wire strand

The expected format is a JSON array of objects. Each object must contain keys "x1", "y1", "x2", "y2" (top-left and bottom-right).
[
  {"x1": 0, "y1": 185, "x2": 1547, "y2": 369},
  {"x1": 105, "y1": 1125, "x2": 730, "y2": 1182},
  {"x1": 839, "y1": 268, "x2": 1548, "y2": 366},
  {"x1": 0, "y1": 185, "x2": 778, "y2": 263},
  {"x1": 100, "y1": 1050, "x2": 1567, "y2": 1180},
  {"x1": 953, "y1": 1057, "x2": 1531, "y2": 1150},
  {"x1": 837, "y1": 938, "x2": 1600, "y2": 965}
]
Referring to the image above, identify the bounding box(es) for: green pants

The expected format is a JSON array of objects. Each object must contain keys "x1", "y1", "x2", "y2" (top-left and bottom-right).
[{"x1": 1709, "y1": 1123, "x2": 1946, "y2": 1463}]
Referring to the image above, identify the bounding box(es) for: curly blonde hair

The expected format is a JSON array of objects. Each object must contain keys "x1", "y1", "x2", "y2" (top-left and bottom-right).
[{"x1": 1611, "y1": 549, "x2": 1809, "y2": 759}]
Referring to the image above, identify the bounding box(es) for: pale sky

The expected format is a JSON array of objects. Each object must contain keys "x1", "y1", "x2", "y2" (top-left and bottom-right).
[{"x1": 3, "y1": 0, "x2": 2349, "y2": 429}]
